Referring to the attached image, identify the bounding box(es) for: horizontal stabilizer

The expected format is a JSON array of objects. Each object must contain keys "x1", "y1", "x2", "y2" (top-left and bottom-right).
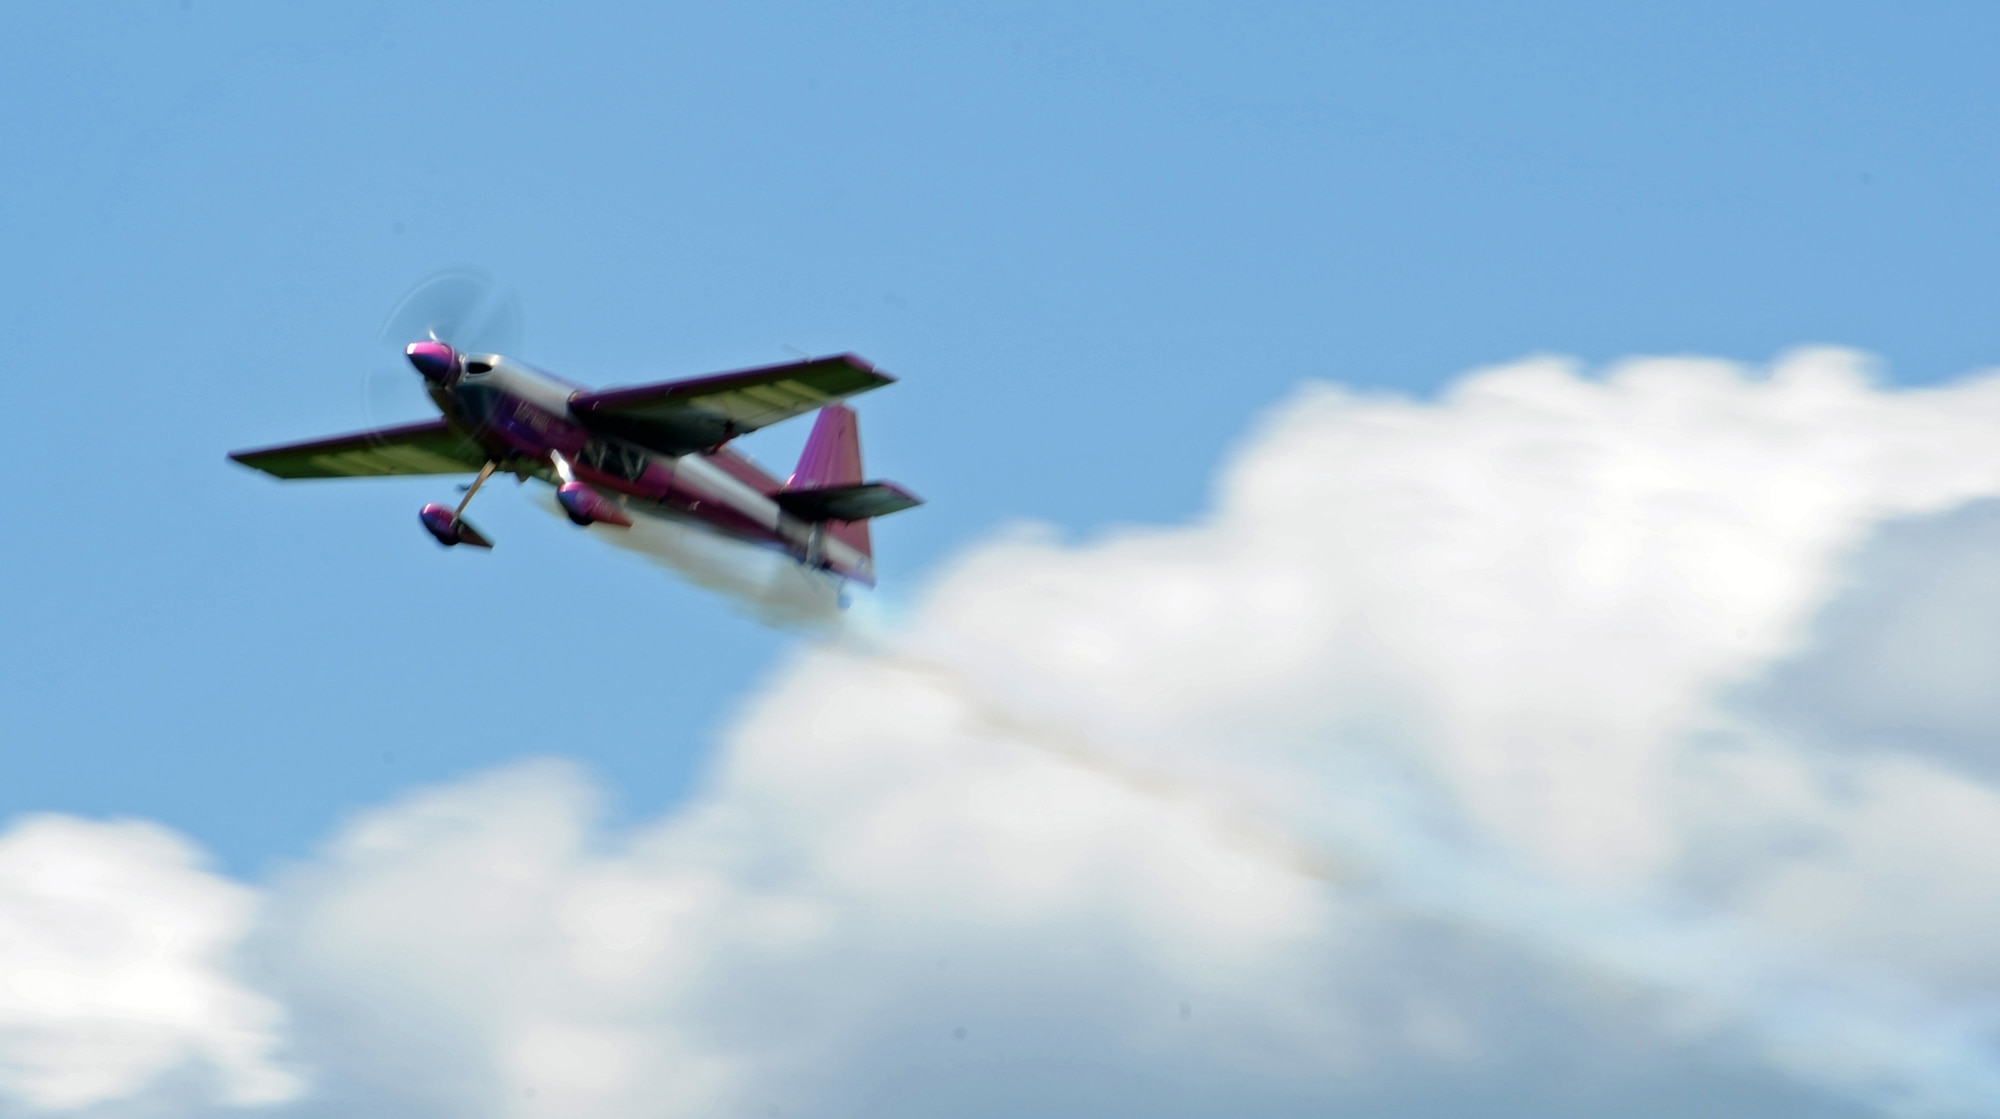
[{"x1": 775, "y1": 482, "x2": 923, "y2": 522}]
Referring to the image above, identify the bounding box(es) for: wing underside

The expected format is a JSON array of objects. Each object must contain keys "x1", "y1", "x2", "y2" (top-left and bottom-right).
[
  {"x1": 569, "y1": 354, "x2": 893, "y2": 456},
  {"x1": 229, "y1": 420, "x2": 488, "y2": 479}
]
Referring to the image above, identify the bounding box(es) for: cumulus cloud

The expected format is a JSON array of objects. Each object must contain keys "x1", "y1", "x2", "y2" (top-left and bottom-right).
[
  {"x1": 15, "y1": 348, "x2": 2000, "y2": 1117},
  {"x1": 1749, "y1": 498, "x2": 2000, "y2": 780},
  {"x1": 0, "y1": 816, "x2": 299, "y2": 1112}
]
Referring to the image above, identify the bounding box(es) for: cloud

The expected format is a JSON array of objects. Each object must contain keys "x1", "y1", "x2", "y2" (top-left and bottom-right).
[
  {"x1": 0, "y1": 816, "x2": 299, "y2": 1112},
  {"x1": 1747, "y1": 498, "x2": 2000, "y2": 781},
  {"x1": 15, "y1": 348, "x2": 2000, "y2": 1117}
]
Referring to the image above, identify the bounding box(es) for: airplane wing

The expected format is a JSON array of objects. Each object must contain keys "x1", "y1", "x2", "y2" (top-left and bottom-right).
[
  {"x1": 229, "y1": 420, "x2": 488, "y2": 479},
  {"x1": 568, "y1": 354, "x2": 893, "y2": 456}
]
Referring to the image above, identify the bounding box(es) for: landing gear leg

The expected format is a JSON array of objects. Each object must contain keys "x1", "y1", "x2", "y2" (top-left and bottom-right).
[
  {"x1": 420, "y1": 462, "x2": 498, "y2": 549},
  {"x1": 456, "y1": 461, "x2": 498, "y2": 519}
]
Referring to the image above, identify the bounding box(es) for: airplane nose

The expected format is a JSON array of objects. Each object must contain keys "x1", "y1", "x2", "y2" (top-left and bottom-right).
[{"x1": 405, "y1": 340, "x2": 458, "y2": 382}]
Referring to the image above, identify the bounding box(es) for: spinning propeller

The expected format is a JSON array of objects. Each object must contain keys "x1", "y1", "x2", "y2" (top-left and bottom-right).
[
  {"x1": 367, "y1": 269, "x2": 525, "y2": 549},
  {"x1": 363, "y1": 268, "x2": 525, "y2": 413},
  {"x1": 376, "y1": 267, "x2": 523, "y2": 358}
]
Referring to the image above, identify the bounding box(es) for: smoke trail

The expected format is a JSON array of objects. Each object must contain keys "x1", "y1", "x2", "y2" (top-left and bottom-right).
[
  {"x1": 829, "y1": 623, "x2": 2000, "y2": 1116},
  {"x1": 532, "y1": 492, "x2": 846, "y2": 629}
]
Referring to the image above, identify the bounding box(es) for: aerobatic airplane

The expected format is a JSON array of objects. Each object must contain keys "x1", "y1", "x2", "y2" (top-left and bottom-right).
[{"x1": 230, "y1": 340, "x2": 921, "y2": 587}]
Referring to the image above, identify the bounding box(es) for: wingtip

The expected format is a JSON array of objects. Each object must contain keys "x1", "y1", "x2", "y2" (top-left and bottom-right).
[{"x1": 832, "y1": 352, "x2": 895, "y2": 384}]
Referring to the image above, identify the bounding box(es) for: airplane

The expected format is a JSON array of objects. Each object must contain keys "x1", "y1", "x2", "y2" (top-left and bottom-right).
[{"x1": 229, "y1": 340, "x2": 921, "y2": 587}]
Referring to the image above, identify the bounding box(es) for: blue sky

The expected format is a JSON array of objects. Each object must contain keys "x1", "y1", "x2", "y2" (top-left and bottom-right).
[
  {"x1": 14, "y1": 6, "x2": 2000, "y2": 1116},
  {"x1": 3, "y1": 1, "x2": 1998, "y2": 868}
]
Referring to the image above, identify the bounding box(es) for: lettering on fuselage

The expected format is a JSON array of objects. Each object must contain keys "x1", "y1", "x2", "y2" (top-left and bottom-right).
[{"x1": 511, "y1": 397, "x2": 556, "y2": 436}]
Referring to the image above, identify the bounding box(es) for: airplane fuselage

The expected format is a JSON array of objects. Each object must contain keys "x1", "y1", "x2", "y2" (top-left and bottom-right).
[{"x1": 439, "y1": 355, "x2": 872, "y2": 582}]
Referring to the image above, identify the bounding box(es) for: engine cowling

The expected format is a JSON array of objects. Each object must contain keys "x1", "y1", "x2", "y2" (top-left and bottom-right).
[
  {"x1": 405, "y1": 341, "x2": 458, "y2": 383},
  {"x1": 556, "y1": 482, "x2": 633, "y2": 528},
  {"x1": 418, "y1": 503, "x2": 492, "y2": 548}
]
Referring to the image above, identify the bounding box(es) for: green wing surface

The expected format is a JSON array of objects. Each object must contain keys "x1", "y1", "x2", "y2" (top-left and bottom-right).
[
  {"x1": 569, "y1": 354, "x2": 893, "y2": 456},
  {"x1": 229, "y1": 420, "x2": 487, "y2": 479}
]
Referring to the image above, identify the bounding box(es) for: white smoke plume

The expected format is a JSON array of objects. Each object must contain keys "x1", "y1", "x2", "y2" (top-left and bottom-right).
[
  {"x1": 9, "y1": 348, "x2": 2000, "y2": 1116},
  {"x1": 533, "y1": 491, "x2": 846, "y2": 628}
]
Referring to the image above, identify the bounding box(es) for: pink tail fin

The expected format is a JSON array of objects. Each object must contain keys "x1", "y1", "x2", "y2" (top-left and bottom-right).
[
  {"x1": 789, "y1": 405, "x2": 871, "y2": 566},
  {"x1": 790, "y1": 404, "x2": 864, "y2": 489}
]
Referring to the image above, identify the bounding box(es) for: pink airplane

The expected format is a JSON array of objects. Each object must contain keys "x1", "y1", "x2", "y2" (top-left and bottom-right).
[{"x1": 230, "y1": 340, "x2": 920, "y2": 587}]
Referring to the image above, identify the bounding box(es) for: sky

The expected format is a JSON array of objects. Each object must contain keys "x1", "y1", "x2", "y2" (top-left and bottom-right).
[{"x1": 6, "y1": 2, "x2": 2000, "y2": 1117}]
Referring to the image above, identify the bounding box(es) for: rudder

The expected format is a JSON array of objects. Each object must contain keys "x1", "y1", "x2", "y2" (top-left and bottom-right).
[{"x1": 789, "y1": 405, "x2": 873, "y2": 568}]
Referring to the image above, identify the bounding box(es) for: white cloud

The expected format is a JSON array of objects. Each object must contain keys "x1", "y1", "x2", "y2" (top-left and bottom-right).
[
  {"x1": 0, "y1": 816, "x2": 299, "y2": 1112},
  {"x1": 20, "y1": 348, "x2": 2000, "y2": 1117}
]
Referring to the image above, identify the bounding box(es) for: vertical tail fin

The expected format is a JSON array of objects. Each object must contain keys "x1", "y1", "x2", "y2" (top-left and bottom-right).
[
  {"x1": 788, "y1": 404, "x2": 872, "y2": 572},
  {"x1": 790, "y1": 404, "x2": 864, "y2": 489}
]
